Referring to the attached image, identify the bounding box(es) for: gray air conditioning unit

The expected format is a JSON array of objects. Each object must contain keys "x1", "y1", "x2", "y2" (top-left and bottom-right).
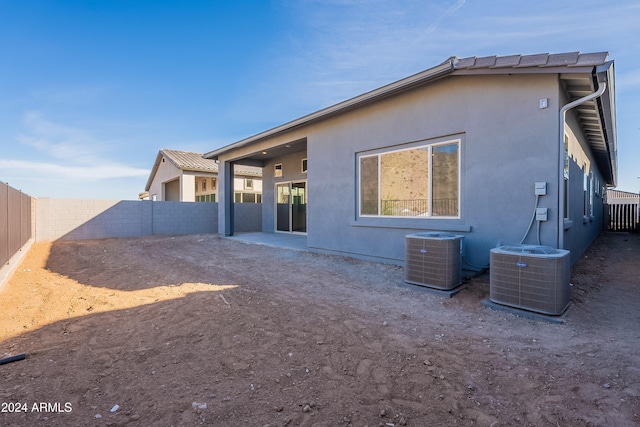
[
  {"x1": 405, "y1": 232, "x2": 463, "y2": 290},
  {"x1": 490, "y1": 245, "x2": 570, "y2": 315}
]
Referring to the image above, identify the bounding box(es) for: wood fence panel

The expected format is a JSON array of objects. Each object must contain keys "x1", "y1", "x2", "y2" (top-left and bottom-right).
[{"x1": 1, "y1": 182, "x2": 33, "y2": 266}]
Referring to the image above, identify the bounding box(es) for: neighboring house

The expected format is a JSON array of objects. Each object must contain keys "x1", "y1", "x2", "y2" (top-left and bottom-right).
[
  {"x1": 606, "y1": 189, "x2": 639, "y2": 232},
  {"x1": 206, "y1": 52, "x2": 617, "y2": 267},
  {"x1": 144, "y1": 149, "x2": 262, "y2": 203},
  {"x1": 606, "y1": 189, "x2": 639, "y2": 205}
]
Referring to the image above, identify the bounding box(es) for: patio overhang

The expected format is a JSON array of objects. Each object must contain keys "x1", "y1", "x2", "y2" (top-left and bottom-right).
[{"x1": 214, "y1": 137, "x2": 308, "y2": 168}]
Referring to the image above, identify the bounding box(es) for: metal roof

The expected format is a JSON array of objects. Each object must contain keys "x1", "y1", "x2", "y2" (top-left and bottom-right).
[
  {"x1": 145, "y1": 149, "x2": 261, "y2": 191},
  {"x1": 453, "y1": 52, "x2": 609, "y2": 70},
  {"x1": 161, "y1": 149, "x2": 219, "y2": 172}
]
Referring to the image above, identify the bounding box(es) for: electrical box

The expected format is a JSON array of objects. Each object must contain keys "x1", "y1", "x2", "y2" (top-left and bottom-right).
[
  {"x1": 535, "y1": 182, "x2": 547, "y2": 196},
  {"x1": 536, "y1": 208, "x2": 548, "y2": 221}
]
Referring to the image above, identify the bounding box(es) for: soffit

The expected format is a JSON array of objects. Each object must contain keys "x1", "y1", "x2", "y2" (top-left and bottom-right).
[{"x1": 560, "y1": 72, "x2": 615, "y2": 184}]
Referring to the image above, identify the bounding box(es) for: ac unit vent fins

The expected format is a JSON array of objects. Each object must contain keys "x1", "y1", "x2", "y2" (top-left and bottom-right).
[
  {"x1": 490, "y1": 245, "x2": 570, "y2": 315},
  {"x1": 405, "y1": 233, "x2": 463, "y2": 290}
]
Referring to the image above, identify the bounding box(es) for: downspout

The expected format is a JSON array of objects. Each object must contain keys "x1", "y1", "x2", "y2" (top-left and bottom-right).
[{"x1": 557, "y1": 81, "x2": 607, "y2": 249}]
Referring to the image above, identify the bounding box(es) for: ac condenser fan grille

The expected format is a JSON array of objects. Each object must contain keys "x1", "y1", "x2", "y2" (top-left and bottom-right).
[
  {"x1": 405, "y1": 233, "x2": 462, "y2": 290},
  {"x1": 490, "y1": 245, "x2": 570, "y2": 315}
]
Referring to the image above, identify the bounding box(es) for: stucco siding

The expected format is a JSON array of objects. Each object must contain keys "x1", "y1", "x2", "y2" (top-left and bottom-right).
[
  {"x1": 164, "y1": 178, "x2": 180, "y2": 201},
  {"x1": 303, "y1": 74, "x2": 561, "y2": 266},
  {"x1": 149, "y1": 158, "x2": 181, "y2": 201},
  {"x1": 562, "y1": 98, "x2": 607, "y2": 265},
  {"x1": 216, "y1": 72, "x2": 609, "y2": 267},
  {"x1": 261, "y1": 151, "x2": 308, "y2": 232}
]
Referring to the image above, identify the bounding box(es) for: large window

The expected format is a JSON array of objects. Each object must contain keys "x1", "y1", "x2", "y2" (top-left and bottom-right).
[{"x1": 359, "y1": 140, "x2": 460, "y2": 218}]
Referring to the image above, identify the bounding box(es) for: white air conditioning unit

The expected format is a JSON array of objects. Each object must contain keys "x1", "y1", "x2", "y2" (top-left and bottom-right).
[
  {"x1": 405, "y1": 232, "x2": 463, "y2": 290},
  {"x1": 490, "y1": 245, "x2": 571, "y2": 315}
]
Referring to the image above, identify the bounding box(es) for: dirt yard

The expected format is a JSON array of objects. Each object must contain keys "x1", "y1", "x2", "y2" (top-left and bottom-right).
[{"x1": 1, "y1": 232, "x2": 638, "y2": 426}]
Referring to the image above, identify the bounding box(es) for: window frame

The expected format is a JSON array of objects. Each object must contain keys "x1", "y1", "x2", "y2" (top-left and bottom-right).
[{"x1": 357, "y1": 138, "x2": 461, "y2": 219}]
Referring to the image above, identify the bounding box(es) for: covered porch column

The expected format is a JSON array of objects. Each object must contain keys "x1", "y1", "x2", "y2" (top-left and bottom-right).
[{"x1": 217, "y1": 159, "x2": 234, "y2": 236}]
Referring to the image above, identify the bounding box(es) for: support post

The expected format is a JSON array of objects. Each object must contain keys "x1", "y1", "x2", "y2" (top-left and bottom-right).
[{"x1": 218, "y1": 160, "x2": 235, "y2": 236}]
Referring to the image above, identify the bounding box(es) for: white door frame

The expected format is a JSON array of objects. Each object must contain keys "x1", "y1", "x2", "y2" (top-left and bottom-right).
[{"x1": 275, "y1": 180, "x2": 307, "y2": 234}]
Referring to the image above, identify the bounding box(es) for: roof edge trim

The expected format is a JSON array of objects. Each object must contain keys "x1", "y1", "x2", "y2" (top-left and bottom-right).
[{"x1": 595, "y1": 60, "x2": 617, "y2": 186}]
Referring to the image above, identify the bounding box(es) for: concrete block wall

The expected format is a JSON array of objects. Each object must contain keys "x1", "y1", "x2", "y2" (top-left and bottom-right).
[
  {"x1": 152, "y1": 201, "x2": 217, "y2": 235},
  {"x1": 35, "y1": 198, "x2": 260, "y2": 242},
  {"x1": 234, "y1": 203, "x2": 262, "y2": 232},
  {"x1": 36, "y1": 199, "x2": 122, "y2": 242}
]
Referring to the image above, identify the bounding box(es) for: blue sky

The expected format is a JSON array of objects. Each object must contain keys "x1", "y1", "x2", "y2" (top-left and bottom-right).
[{"x1": 1, "y1": 0, "x2": 639, "y2": 199}]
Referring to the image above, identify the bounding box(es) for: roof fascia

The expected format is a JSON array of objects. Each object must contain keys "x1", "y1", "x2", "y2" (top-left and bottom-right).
[
  {"x1": 595, "y1": 60, "x2": 617, "y2": 186},
  {"x1": 180, "y1": 167, "x2": 218, "y2": 173},
  {"x1": 144, "y1": 151, "x2": 165, "y2": 191},
  {"x1": 205, "y1": 58, "x2": 457, "y2": 159},
  {"x1": 451, "y1": 65, "x2": 595, "y2": 76}
]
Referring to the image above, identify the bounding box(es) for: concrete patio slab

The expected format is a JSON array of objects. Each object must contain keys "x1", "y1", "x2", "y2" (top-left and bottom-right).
[{"x1": 225, "y1": 232, "x2": 308, "y2": 251}]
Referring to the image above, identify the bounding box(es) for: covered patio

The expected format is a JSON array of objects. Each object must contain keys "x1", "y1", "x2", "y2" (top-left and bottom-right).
[{"x1": 224, "y1": 231, "x2": 308, "y2": 251}]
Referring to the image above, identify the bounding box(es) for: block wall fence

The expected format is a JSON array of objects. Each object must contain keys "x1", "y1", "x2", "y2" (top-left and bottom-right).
[{"x1": 35, "y1": 198, "x2": 261, "y2": 242}]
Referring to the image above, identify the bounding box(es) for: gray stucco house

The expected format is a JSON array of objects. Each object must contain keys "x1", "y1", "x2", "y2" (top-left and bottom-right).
[{"x1": 205, "y1": 52, "x2": 616, "y2": 268}]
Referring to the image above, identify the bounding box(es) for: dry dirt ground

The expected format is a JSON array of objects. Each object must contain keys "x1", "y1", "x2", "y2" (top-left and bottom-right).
[{"x1": 0, "y1": 232, "x2": 639, "y2": 427}]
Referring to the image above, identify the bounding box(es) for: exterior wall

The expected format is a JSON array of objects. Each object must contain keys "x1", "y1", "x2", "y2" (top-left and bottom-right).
[
  {"x1": 261, "y1": 151, "x2": 308, "y2": 232},
  {"x1": 304, "y1": 74, "x2": 562, "y2": 266},
  {"x1": 149, "y1": 158, "x2": 181, "y2": 201},
  {"x1": 164, "y1": 178, "x2": 180, "y2": 201},
  {"x1": 234, "y1": 175, "x2": 263, "y2": 203},
  {"x1": 562, "y1": 97, "x2": 608, "y2": 265},
  {"x1": 194, "y1": 174, "x2": 263, "y2": 203},
  {"x1": 148, "y1": 157, "x2": 203, "y2": 202},
  {"x1": 218, "y1": 73, "x2": 608, "y2": 267},
  {"x1": 195, "y1": 174, "x2": 218, "y2": 201},
  {"x1": 35, "y1": 198, "x2": 260, "y2": 242},
  {"x1": 180, "y1": 173, "x2": 196, "y2": 202}
]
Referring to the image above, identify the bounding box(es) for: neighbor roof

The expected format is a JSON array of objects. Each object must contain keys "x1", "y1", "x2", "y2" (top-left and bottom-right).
[
  {"x1": 145, "y1": 149, "x2": 261, "y2": 191},
  {"x1": 204, "y1": 51, "x2": 616, "y2": 185},
  {"x1": 161, "y1": 149, "x2": 219, "y2": 172}
]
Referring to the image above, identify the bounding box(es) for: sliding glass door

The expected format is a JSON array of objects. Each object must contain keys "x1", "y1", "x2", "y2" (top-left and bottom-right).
[{"x1": 276, "y1": 181, "x2": 307, "y2": 233}]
